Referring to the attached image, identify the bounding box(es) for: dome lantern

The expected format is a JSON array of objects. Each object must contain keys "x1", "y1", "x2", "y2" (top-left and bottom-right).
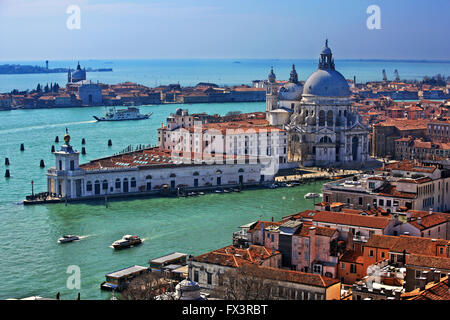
[{"x1": 319, "y1": 39, "x2": 335, "y2": 70}]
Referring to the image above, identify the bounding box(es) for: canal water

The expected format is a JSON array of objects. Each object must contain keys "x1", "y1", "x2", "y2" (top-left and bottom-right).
[{"x1": 0, "y1": 102, "x2": 323, "y2": 299}]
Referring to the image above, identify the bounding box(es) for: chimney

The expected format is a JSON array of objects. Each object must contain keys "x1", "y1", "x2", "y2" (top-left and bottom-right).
[
  {"x1": 417, "y1": 217, "x2": 422, "y2": 225},
  {"x1": 346, "y1": 229, "x2": 354, "y2": 251},
  {"x1": 428, "y1": 208, "x2": 433, "y2": 215},
  {"x1": 433, "y1": 270, "x2": 441, "y2": 283}
]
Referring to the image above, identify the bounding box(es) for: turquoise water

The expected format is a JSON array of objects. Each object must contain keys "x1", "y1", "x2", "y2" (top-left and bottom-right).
[
  {"x1": 1, "y1": 59, "x2": 449, "y2": 92},
  {"x1": 0, "y1": 102, "x2": 324, "y2": 300}
]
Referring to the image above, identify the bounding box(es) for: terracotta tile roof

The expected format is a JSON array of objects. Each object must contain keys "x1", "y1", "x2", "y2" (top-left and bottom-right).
[
  {"x1": 256, "y1": 266, "x2": 341, "y2": 288},
  {"x1": 365, "y1": 235, "x2": 450, "y2": 255},
  {"x1": 79, "y1": 147, "x2": 252, "y2": 171},
  {"x1": 375, "y1": 119, "x2": 428, "y2": 131},
  {"x1": 192, "y1": 245, "x2": 280, "y2": 268},
  {"x1": 381, "y1": 160, "x2": 437, "y2": 174},
  {"x1": 407, "y1": 254, "x2": 450, "y2": 271},
  {"x1": 364, "y1": 234, "x2": 401, "y2": 249},
  {"x1": 406, "y1": 276, "x2": 450, "y2": 300},
  {"x1": 298, "y1": 210, "x2": 393, "y2": 229},
  {"x1": 377, "y1": 184, "x2": 416, "y2": 199},
  {"x1": 397, "y1": 177, "x2": 432, "y2": 184},
  {"x1": 407, "y1": 210, "x2": 449, "y2": 231},
  {"x1": 293, "y1": 223, "x2": 337, "y2": 238},
  {"x1": 248, "y1": 221, "x2": 282, "y2": 233}
]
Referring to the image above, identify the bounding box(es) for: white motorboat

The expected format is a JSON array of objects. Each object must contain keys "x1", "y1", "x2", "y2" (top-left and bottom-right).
[{"x1": 58, "y1": 235, "x2": 80, "y2": 243}]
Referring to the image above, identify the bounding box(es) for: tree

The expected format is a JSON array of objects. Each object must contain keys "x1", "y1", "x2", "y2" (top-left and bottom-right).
[
  {"x1": 212, "y1": 264, "x2": 273, "y2": 300},
  {"x1": 44, "y1": 83, "x2": 49, "y2": 93},
  {"x1": 120, "y1": 272, "x2": 176, "y2": 300},
  {"x1": 36, "y1": 84, "x2": 42, "y2": 93}
]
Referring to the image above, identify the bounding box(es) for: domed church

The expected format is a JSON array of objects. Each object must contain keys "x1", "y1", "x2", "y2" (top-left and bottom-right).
[
  {"x1": 67, "y1": 62, "x2": 87, "y2": 84},
  {"x1": 266, "y1": 40, "x2": 370, "y2": 167}
]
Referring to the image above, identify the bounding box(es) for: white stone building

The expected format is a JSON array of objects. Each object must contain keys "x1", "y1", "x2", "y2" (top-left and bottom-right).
[
  {"x1": 157, "y1": 109, "x2": 291, "y2": 170},
  {"x1": 46, "y1": 133, "x2": 275, "y2": 200}
]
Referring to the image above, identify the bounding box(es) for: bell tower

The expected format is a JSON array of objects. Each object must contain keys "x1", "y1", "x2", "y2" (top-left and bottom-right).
[
  {"x1": 48, "y1": 129, "x2": 81, "y2": 198},
  {"x1": 266, "y1": 67, "x2": 278, "y2": 113}
]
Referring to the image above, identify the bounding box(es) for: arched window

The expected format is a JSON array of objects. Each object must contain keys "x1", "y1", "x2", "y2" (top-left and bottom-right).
[
  {"x1": 327, "y1": 110, "x2": 333, "y2": 126},
  {"x1": 115, "y1": 178, "x2": 121, "y2": 189},
  {"x1": 102, "y1": 180, "x2": 108, "y2": 190},
  {"x1": 319, "y1": 136, "x2": 332, "y2": 144},
  {"x1": 319, "y1": 110, "x2": 325, "y2": 126},
  {"x1": 86, "y1": 181, "x2": 92, "y2": 191},
  {"x1": 193, "y1": 172, "x2": 199, "y2": 176},
  {"x1": 131, "y1": 177, "x2": 136, "y2": 188},
  {"x1": 216, "y1": 170, "x2": 222, "y2": 175},
  {"x1": 169, "y1": 173, "x2": 176, "y2": 178},
  {"x1": 145, "y1": 175, "x2": 152, "y2": 180},
  {"x1": 238, "y1": 168, "x2": 244, "y2": 173}
]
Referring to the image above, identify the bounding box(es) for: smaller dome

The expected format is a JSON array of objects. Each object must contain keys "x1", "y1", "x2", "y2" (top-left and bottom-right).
[
  {"x1": 268, "y1": 67, "x2": 276, "y2": 83},
  {"x1": 278, "y1": 82, "x2": 303, "y2": 101},
  {"x1": 175, "y1": 279, "x2": 202, "y2": 300},
  {"x1": 321, "y1": 46, "x2": 332, "y2": 55}
]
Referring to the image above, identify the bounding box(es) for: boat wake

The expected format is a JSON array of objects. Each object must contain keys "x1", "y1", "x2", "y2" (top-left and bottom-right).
[
  {"x1": 0, "y1": 120, "x2": 97, "y2": 135},
  {"x1": 78, "y1": 234, "x2": 93, "y2": 240}
]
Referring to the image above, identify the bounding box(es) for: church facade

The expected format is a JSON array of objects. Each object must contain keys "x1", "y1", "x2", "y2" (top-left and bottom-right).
[{"x1": 266, "y1": 41, "x2": 371, "y2": 168}]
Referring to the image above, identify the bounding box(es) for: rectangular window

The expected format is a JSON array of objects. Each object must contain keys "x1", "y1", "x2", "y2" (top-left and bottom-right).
[
  {"x1": 341, "y1": 263, "x2": 345, "y2": 269},
  {"x1": 369, "y1": 250, "x2": 374, "y2": 257},
  {"x1": 350, "y1": 264, "x2": 357, "y2": 274},
  {"x1": 194, "y1": 270, "x2": 199, "y2": 282},
  {"x1": 207, "y1": 272, "x2": 212, "y2": 285}
]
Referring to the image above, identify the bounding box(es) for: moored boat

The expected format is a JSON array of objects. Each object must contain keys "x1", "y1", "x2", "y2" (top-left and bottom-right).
[{"x1": 304, "y1": 192, "x2": 321, "y2": 199}]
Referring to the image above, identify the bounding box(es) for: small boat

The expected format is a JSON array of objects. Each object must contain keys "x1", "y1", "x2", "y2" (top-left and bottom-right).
[
  {"x1": 304, "y1": 193, "x2": 321, "y2": 199},
  {"x1": 94, "y1": 107, "x2": 152, "y2": 121},
  {"x1": 58, "y1": 235, "x2": 80, "y2": 243},
  {"x1": 233, "y1": 188, "x2": 241, "y2": 192},
  {"x1": 112, "y1": 235, "x2": 142, "y2": 250},
  {"x1": 198, "y1": 192, "x2": 205, "y2": 196},
  {"x1": 215, "y1": 188, "x2": 224, "y2": 193},
  {"x1": 286, "y1": 183, "x2": 295, "y2": 187},
  {"x1": 223, "y1": 189, "x2": 230, "y2": 193}
]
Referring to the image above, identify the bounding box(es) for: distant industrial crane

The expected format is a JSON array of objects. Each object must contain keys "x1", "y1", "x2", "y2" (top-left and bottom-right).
[
  {"x1": 394, "y1": 69, "x2": 400, "y2": 81},
  {"x1": 382, "y1": 69, "x2": 387, "y2": 82}
]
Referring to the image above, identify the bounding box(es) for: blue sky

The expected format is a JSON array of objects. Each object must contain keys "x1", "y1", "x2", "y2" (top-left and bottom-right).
[{"x1": 0, "y1": 0, "x2": 449, "y2": 61}]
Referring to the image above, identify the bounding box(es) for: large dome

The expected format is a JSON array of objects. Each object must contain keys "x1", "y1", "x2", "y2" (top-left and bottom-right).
[
  {"x1": 278, "y1": 82, "x2": 303, "y2": 101},
  {"x1": 303, "y1": 69, "x2": 350, "y2": 97}
]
